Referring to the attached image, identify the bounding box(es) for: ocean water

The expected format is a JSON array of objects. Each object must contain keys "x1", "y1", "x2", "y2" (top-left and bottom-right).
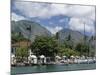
[{"x1": 11, "y1": 63, "x2": 96, "y2": 75}]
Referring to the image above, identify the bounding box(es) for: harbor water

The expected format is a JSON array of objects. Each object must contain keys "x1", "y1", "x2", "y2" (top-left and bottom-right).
[{"x1": 11, "y1": 63, "x2": 96, "y2": 75}]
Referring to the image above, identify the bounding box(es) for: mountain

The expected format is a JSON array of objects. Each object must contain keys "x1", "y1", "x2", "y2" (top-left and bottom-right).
[
  {"x1": 57, "y1": 28, "x2": 84, "y2": 44},
  {"x1": 57, "y1": 28, "x2": 96, "y2": 55},
  {"x1": 11, "y1": 20, "x2": 52, "y2": 42},
  {"x1": 11, "y1": 20, "x2": 96, "y2": 55}
]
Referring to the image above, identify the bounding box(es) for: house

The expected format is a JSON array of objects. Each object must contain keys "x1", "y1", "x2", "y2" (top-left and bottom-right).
[
  {"x1": 39, "y1": 55, "x2": 46, "y2": 64},
  {"x1": 11, "y1": 54, "x2": 16, "y2": 65},
  {"x1": 11, "y1": 40, "x2": 31, "y2": 55}
]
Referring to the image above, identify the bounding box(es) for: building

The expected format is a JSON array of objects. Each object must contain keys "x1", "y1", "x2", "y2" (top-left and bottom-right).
[{"x1": 11, "y1": 40, "x2": 31, "y2": 55}]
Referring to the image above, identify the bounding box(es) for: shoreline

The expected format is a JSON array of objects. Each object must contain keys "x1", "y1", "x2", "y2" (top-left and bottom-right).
[{"x1": 11, "y1": 60, "x2": 96, "y2": 67}]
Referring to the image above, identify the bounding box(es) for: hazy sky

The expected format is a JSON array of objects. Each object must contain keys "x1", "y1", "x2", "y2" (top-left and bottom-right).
[{"x1": 11, "y1": 1, "x2": 96, "y2": 35}]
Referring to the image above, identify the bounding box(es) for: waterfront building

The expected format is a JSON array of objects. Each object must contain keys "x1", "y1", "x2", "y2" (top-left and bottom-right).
[
  {"x1": 11, "y1": 54, "x2": 16, "y2": 65},
  {"x1": 11, "y1": 40, "x2": 31, "y2": 55},
  {"x1": 55, "y1": 55, "x2": 61, "y2": 63},
  {"x1": 39, "y1": 55, "x2": 46, "y2": 64},
  {"x1": 28, "y1": 55, "x2": 37, "y2": 64}
]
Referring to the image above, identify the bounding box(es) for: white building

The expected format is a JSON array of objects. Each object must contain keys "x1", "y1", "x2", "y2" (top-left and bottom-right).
[
  {"x1": 39, "y1": 55, "x2": 46, "y2": 64},
  {"x1": 11, "y1": 54, "x2": 16, "y2": 65},
  {"x1": 28, "y1": 55, "x2": 37, "y2": 64},
  {"x1": 55, "y1": 55, "x2": 61, "y2": 62},
  {"x1": 28, "y1": 49, "x2": 37, "y2": 64}
]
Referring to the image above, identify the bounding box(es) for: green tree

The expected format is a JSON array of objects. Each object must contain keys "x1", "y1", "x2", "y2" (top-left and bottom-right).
[
  {"x1": 15, "y1": 47, "x2": 29, "y2": 62},
  {"x1": 67, "y1": 34, "x2": 71, "y2": 41},
  {"x1": 56, "y1": 32, "x2": 59, "y2": 40},
  {"x1": 75, "y1": 43, "x2": 89, "y2": 56},
  {"x1": 31, "y1": 36, "x2": 58, "y2": 57},
  {"x1": 64, "y1": 34, "x2": 73, "y2": 49},
  {"x1": 58, "y1": 46, "x2": 80, "y2": 57}
]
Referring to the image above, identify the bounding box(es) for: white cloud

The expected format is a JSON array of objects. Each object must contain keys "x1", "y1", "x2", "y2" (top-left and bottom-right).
[
  {"x1": 13, "y1": 2, "x2": 95, "y2": 20},
  {"x1": 13, "y1": 2, "x2": 68, "y2": 19},
  {"x1": 11, "y1": 12, "x2": 26, "y2": 21},
  {"x1": 45, "y1": 26, "x2": 63, "y2": 34},
  {"x1": 12, "y1": 1, "x2": 95, "y2": 34},
  {"x1": 69, "y1": 18, "x2": 84, "y2": 31},
  {"x1": 68, "y1": 17, "x2": 95, "y2": 35},
  {"x1": 13, "y1": 2, "x2": 51, "y2": 19},
  {"x1": 66, "y1": 5, "x2": 95, "y2": 18}
]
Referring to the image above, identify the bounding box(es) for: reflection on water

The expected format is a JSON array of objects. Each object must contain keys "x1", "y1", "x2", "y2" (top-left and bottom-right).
[{"x1": 11, "y1": 63, "x2": 96, "y2": 75}]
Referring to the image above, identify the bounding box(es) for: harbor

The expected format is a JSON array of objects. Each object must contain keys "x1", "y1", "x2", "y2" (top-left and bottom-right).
[
  {"x1": 11, "y1": 50, "x2": 96, "y2": 66},
  {"x1": 11, "y1": 63, "x2": 96, "y2": 75},
  {"x1": 11, "y1": 1, "x2": 96, "y2": 75}
]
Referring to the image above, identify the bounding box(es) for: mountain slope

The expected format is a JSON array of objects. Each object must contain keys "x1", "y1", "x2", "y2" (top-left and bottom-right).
[
  {"x1": 57, "y1": 28, "x2": 96, "y2": 55},
  {"x1": 57, "y1": 28, "x2": 84, "y2": 44},
  {"x1": 11, "y1": 20, "x2": 51, "y2": 42}
]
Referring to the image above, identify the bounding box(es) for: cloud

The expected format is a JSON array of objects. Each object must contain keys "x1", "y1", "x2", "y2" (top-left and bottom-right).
[
  {"x1": 12, "y1": 1, "x2": 95, "y2": 34},
  {"x1": 13, "y1": 2, "x2": 51, "y2": 19},
  {"x1": 13, "y1": 2, "x2": 95, "y2": 20},
  {"x1": 13, "y1": 2, "x2": 68, "y2": 19},
  {"x1": 69, "y1": 18, "x2": 84, "y2": 31},
  {"x1": 45, "y1": 26, "x2": 63, "y2": 34},
  {"x1": 11, "y1": 12, "x2": 26, "y2": 21},
  {"x1": 68, "y1": 17, "x2": 95, "y2": 35}
]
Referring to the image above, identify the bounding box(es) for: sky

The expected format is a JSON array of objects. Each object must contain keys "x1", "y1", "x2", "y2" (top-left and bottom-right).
[{"x1": 11, "y1": 1, "x2": 96, "y2": 35}]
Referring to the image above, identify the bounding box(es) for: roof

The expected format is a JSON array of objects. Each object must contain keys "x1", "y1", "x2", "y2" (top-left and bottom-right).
[
  {"x1": 30, "y1": 55, "x2": 37, "y2": 58},
  {"x1": 71, "y1": 55, "x2": 75, "y2": 58},
  {"x1": 12, "y1": 40, "x2": 31, "y2": 47},
  {"x1": 11, "y1": 54, "x2": 15, "y2": 58},
  {"x1": 55, "y1": 56, "x2": 61, "y2": 59},
  {"x1": 40, "y1": 55, "x2": 45, "y2": 58},
  {"x1": 63, "y1": 56, "x2": 66, "y2": 58}
]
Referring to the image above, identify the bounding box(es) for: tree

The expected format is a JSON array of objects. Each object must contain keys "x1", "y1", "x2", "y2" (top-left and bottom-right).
[
  {"x1": 64, "y1": 34, "x2": 73, "y2": 49},
  {"x1": 59, "y1": 46, "x2": 80, "y2": 58},
  {"x1": 31, "y1": 36, "x2": 58, "y2": 57},
  {"x1": 15, "y1": 47, "x2": 29, "y2": 62},
  {"x1": 75, "y1": 43, "x2": 82, "y2": 52},
  {"x1": 56, "y1": 32, "x2": 59, "y2": 40},
  {"x1": 75, "y1": 43, "x2": 89, "y2": 56},
  {"x1": 67, "y1": 34, "x2": 71, "y2": 41}
]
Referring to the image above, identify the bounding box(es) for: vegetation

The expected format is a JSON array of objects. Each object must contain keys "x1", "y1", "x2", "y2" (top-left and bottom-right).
[
  {"x1": 58, "y1": 46, "x2": 80, "y2": 57},
  {"x1": 11, "y1": 32, "x2": 29, "y2": 44},
  {"x1": 11, "y1": 20, "x2": 96, "y2": 65},
  {"x1": 30, "y1": 35, "x2": 81, "y2": 57},
  {"x1": 12, "y1": 34, "x2": 95, "y2": 60},
  {"x1": 75, "y1": 43, "x2": 89, "y2": 56},
  {"x1": 64, "y1": 34, "x2": 74, "y2": 49},
  {"x1": 11, "y1": 20, "x2": 95, "y2": 59},
  {"x1": 31, "y1": 36, "x2": 58, "y2": 57},
  {"x1": 15, "y1": 47, "x2": 29, "y2": 62}
]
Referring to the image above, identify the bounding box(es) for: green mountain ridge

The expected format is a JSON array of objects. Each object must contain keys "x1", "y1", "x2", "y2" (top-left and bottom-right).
[
  {"x1": 11, "y1": 20, "x2": 52, "y2": 42},
  {"x1": 57, "y1": 28, "x2": 96, "y2": 55},
  {"x1": 11, "y1": 20, "x2": 96, "y2": 55}
]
